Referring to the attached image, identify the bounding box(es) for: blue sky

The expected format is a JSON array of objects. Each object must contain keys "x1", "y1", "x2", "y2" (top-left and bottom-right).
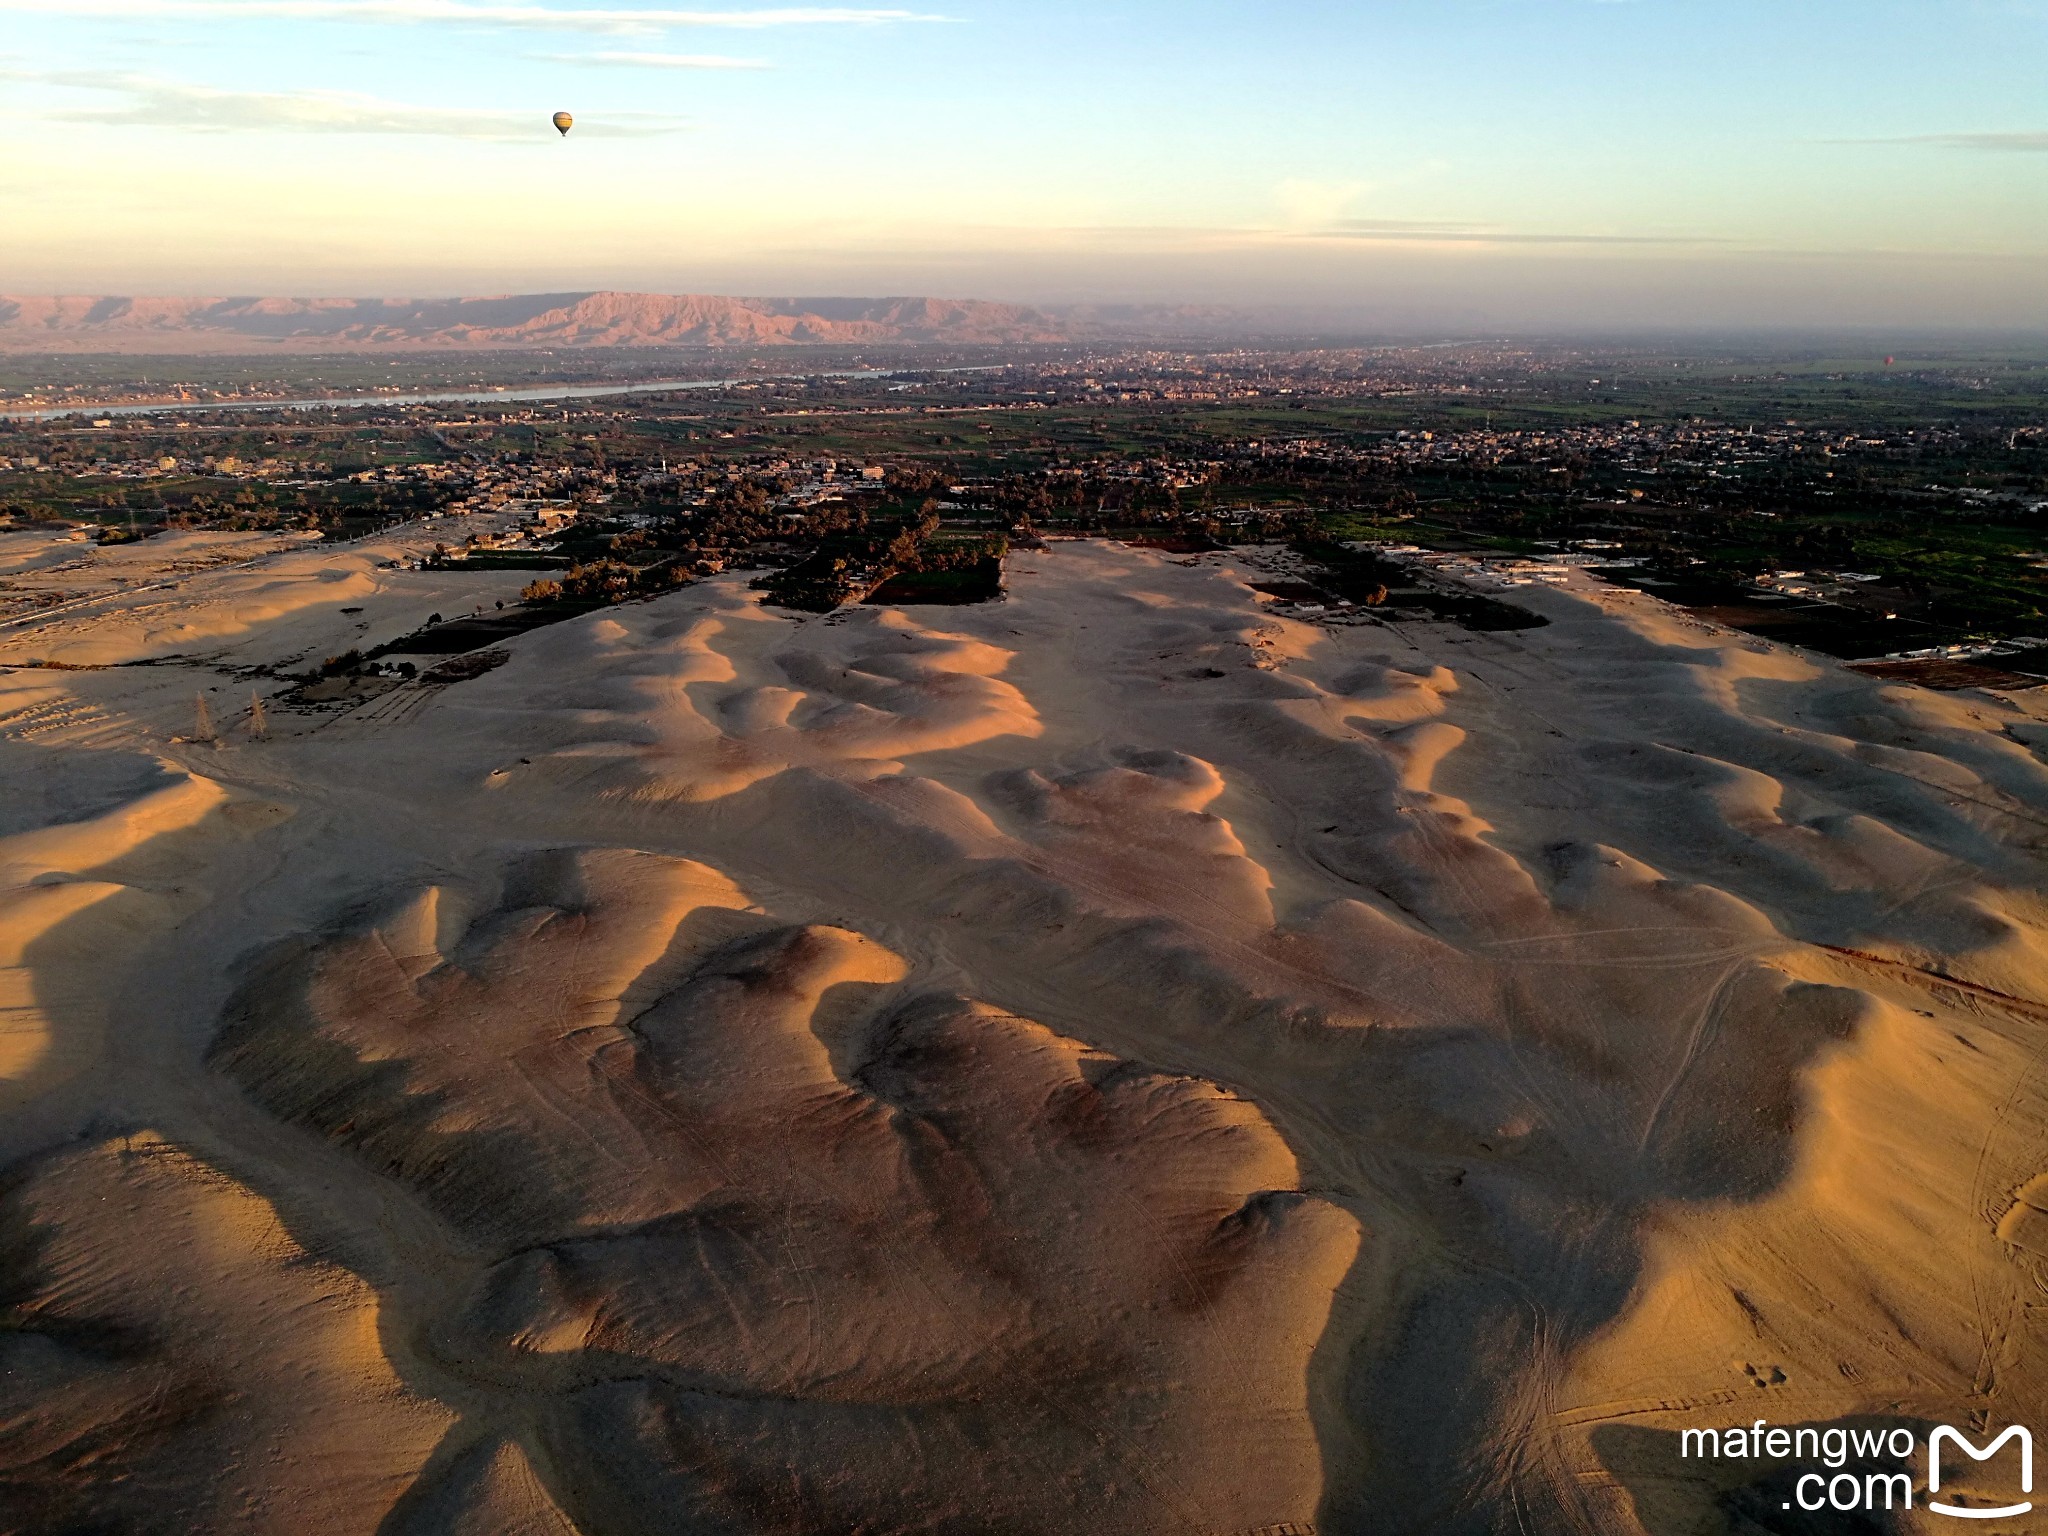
[{"x1": 3, "y1": 1, "x2": 2045, "y2": 326}]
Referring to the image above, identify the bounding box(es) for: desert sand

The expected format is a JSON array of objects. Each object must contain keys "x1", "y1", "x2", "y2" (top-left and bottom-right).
[{"x1": 2, "y1": 536, "x2": 2047, "y2": 1532}]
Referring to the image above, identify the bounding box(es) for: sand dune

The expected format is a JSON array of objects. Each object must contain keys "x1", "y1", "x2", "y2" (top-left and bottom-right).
[
  {"x1": 0, "y1": 766, "x2": 232, "y2": 1102},
  {"x1": 0, "y1": 1132, "x2": 454, "y2": 1533},
  {"x1": 0, "y1": 518, "x2": 536, "y2": 672},
  {"x1": 482, "y1": 603, "x2": 1043, "y2": 803},
  {"x1": 3, "y1": 539, "x2": 2048, "y2": 1531},
  {"x1": 204, "y1": 845, "x2": 1355, "y2": 1529}
]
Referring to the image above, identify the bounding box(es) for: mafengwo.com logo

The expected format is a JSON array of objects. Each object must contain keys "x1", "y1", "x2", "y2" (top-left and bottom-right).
[{"x1": 1680, "y1": 1419, "x2": 2032, "y2": 1519}]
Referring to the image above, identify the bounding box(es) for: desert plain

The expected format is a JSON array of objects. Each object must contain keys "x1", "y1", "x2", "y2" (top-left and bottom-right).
[{"x1": 2, "y1": 529, "x2": 2047, "y2": 1534}]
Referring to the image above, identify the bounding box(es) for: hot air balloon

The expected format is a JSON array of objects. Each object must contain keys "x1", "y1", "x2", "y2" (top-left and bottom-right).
[{"x1": 552, "y1": 110, "x2": 573, "y2": 137}]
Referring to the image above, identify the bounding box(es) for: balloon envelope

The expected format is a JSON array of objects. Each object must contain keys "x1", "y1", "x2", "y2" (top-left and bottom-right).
[{"x1": 552, "y1": 111, "x2": 573, "y2": 136}]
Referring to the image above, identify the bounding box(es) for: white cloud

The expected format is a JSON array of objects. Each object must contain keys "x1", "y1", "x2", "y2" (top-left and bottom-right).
[
  {"x1": 1314, "y1": 219, "x2": 1734, "y2": 247},
  {"x1": 1881, "y1": 132, "x2": 2048, "y2": 152},
  {"x1": 545, "y1": 48, "x2": 769, "y2": 66},
  {"x1": 23, "y1": 70, "x2": 688, "y2": 137},
  {"x1": 0, "y1": 0, "x2": 942, "y2": 31},
  {"x1": 1273, "y1": 178, "x2": 1366, "y2": 231}
]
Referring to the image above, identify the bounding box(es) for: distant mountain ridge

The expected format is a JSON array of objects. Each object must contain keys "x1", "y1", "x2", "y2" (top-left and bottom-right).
[{"x1": 0, "y1": 291, "x2": 1080, "y2": 351}]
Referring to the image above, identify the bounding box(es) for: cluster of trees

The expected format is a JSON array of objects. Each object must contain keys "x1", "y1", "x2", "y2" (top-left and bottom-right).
[
  {"x1": 752, "y1": 501, "x2": 1005, "y2": 612},
  {"x1": 520, "y1": 557, "x2": 690, "y2": 606}
]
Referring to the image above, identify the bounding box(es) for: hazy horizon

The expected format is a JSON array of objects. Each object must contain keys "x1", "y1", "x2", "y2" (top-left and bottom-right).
[
  {"x1": 9, "y1": 290, "x2": 2048, "y2": 349},
  {"x1": 8, "y1": 1, "x2": 2048, "y2": 330}
]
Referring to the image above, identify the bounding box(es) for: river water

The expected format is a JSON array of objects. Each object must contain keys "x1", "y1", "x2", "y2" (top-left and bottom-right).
[{"x1": 4, "y1": 368, "x2": 910, "y2": 423}]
